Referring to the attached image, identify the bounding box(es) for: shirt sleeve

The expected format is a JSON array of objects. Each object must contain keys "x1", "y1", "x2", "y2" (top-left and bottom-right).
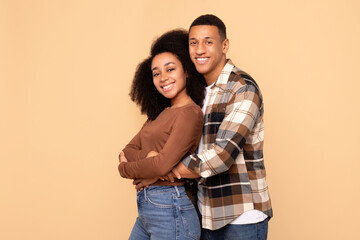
[
  {"x1": 119, "y1": 107, "x2": 203, "y2": 179},
  {"x1": 121, "y1": 121, "x2": 150, "y2": 162},
  {"x1": 182, "y1": 84, "x2": 262, "y2": 178}
]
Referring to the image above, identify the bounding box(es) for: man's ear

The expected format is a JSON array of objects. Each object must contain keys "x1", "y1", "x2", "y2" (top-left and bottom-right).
[{"x1": 222, "y1": 38, "x2": 229, "y2": 54}]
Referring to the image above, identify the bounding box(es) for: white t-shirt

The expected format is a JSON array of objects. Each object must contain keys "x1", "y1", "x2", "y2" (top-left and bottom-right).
[{"x1": 197, "y1": 83, "x2": 268, "y2": 225}]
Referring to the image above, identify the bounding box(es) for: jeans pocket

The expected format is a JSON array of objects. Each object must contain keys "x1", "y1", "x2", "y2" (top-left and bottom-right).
[
  {"x1": 147, "y1": 193, "x2": 173, "y2": 208},
  {"x1": 179, "y1": 204, "x2": 201, "y2": 240}
]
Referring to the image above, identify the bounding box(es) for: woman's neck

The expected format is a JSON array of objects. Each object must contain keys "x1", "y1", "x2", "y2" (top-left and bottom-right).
[{"x1": 170, "y1": 95, "x2": 193, "y2": 108}]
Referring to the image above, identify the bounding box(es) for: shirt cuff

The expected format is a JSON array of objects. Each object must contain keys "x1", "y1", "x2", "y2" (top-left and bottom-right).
[{"x1": 182, "y1": 154, "x2": 201, "y2": 175}]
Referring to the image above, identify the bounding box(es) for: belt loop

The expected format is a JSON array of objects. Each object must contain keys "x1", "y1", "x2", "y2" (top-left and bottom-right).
[
  {"x1": 174, "y1": 186, "x2": 180, "y2": 197},
  {"x1": 144, "y1": 187, "x2": 147, "y2": 201}
]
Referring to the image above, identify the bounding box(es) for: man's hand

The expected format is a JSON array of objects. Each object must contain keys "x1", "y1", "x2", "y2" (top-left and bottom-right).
[
  {"x1": 171, "y1": 162, "x2": 200, "y2": 179},
  {"x1": 159, "y1": 172, "x2": 177, "y2": 183},
  {"x1": 119, "y1": 151, "x2": 128, "y2": 163},
  {"x1": 172, "y1": 166, "x2": 181, "y2": 179},
  {"x1": 133, "y1": 177, "x2": 159, "y2": 191},
  {"x1": 158, "y1": 162, "x2": 200, "y2": 183}
]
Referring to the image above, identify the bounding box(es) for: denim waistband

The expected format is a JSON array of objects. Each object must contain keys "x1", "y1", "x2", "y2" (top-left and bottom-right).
[{"x1": 140, "y1": 185, "x2": 184, "y2": 198}]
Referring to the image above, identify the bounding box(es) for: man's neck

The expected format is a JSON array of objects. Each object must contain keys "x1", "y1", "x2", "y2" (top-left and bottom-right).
[{"x1": 204, "y1": 60, "x2": 227, "y2": 86}]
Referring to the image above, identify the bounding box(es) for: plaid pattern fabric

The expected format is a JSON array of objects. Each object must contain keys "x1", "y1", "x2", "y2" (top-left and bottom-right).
[{"x1": 182, "y1": 60, "x2": 273, "y2": 230}]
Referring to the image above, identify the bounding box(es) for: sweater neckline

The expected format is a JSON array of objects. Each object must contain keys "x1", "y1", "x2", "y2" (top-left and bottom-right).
[{"x1": 165, "y1": 102, "x2": 197, "y2": 110}]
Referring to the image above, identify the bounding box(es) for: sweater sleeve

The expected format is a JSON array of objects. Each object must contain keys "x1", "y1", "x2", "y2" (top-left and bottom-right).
[
  {"x1": 119, "y1": 107, "x2": 203, "y2": 179},
  {"x1": 121, "y1": 121, "x2": 150, "y2": 162}
]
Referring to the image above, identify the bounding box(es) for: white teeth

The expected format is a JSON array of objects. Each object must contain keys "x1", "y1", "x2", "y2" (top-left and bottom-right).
[
  {"x1": 197, "y1": 58, "x2": 208, "y2": 61},
  {"x1": 162, "y1": 83, "x2": 174, "y2": 91}
]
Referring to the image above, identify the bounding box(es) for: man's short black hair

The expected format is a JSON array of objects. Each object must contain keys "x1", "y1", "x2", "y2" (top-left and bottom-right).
[{"x1": 189, "y1": 14, "x2": 227, "y2": 40}]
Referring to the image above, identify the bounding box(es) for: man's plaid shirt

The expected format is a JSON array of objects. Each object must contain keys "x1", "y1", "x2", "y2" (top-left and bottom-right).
[{"x1": 182, "y1": 60, "x2": 273, "y2": 230}]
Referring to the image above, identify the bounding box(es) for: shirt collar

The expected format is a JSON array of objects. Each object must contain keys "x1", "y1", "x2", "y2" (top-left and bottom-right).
[{"x1": 211, "y1": 59, "x2": 235, "y2": 89}]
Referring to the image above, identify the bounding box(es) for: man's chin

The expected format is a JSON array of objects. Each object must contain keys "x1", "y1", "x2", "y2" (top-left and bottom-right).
[{"x1": 195, "y1": 66, "x2": 209, "y2": 75}]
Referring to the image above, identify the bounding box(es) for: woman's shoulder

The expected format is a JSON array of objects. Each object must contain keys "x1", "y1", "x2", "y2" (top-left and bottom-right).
[
  {"x1": 184, "y1": 102, "x2": 202, "y2": 111},
  {"x1": 177, "y1": 104, "x2": 203, "y2": 128},
  {"x1": 160, "y1": 102, "x2": 203, "y2": 125},
  {"x1": 174, "y1": 102, "x2": 202, "y2": 116}
]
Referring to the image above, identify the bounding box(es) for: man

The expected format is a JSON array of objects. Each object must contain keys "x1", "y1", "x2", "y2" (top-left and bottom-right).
[{"x1": 169, "y1": 14, "x2": 273, "y2": 239}]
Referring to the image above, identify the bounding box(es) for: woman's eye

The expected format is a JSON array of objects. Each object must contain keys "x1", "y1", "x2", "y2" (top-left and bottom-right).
[
  {"x1": 190, "y1": 41, "x2": 197, "y2": 45},
  {"x1": 153, "y1": 73, "x2": 159, "y2": 77},
  {"x1": 167, "y1": 68, "x2": 175, "y2": 72}
]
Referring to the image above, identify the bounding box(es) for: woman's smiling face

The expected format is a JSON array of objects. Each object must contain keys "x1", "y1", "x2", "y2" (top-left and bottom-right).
[{"x1": 151, "y1": 52, "x2": 188, "y2": 105}]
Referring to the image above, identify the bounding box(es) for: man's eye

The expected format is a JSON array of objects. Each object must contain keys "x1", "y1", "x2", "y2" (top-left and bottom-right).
[{"x1": 206, "y1": 41, "x2": 213, "y2": 45}]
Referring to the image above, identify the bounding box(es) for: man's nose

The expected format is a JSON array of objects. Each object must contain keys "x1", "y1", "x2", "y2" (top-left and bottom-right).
[{"x1": 195, "y1": 43, "x2": 205, "y2": 54}]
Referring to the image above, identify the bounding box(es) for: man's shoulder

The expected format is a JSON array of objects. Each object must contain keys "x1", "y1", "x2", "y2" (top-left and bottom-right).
[{"x1": 227, "y1": 66, "x2": 260, "y2": 94}]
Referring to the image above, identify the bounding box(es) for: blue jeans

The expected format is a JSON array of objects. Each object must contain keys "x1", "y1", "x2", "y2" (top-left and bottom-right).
[
  {"x1": 129, "y1": 185, "x2": 201, "y2": 240},
  {"x1": 200, "y1": 218, "x2": 269, "y2": 240}
]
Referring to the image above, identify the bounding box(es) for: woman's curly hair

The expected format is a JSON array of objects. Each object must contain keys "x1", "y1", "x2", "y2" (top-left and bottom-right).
[{"x1": 129, "y1": 29, "x2": 206, "y2": 120}]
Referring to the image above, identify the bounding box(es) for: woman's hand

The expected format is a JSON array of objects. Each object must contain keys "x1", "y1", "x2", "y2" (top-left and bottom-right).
[
  {"x1": 119, "y1": 151, "x2": 128, "y2": 163},
  {"x1": 146, "y1": 151, "x2": 159, "y2": 158},
  {"x1": 133, "y1": 177, "x2": 159, "y2": 191}
]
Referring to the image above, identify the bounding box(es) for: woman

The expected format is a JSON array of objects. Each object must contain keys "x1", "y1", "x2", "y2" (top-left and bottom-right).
[{"x1": 118, "y1": 29, "x2": 206, "y2": 240}]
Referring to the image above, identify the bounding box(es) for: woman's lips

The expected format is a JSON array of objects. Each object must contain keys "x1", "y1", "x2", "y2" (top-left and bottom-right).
[{"x1": 161, "y1": 82, "x2": 174, "y2": 92}]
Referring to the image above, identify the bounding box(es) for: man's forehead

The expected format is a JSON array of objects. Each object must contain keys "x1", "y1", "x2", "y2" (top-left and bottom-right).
[{"x1": 189, "y1": 25, "x2": 220, "y2": 39}]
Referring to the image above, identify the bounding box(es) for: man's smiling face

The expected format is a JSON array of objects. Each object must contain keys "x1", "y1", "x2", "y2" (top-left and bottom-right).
[{"x1": 189, "y1": 25, "x2": 228, "y2": 84}]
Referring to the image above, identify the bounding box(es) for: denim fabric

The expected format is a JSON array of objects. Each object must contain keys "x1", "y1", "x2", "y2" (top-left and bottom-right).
[
  {"x1": 129, "y1": 186, "x2": 200, "y2": 240},
  {"x1": 200, "y1": 218, "x2": 268, "y2": 240}
]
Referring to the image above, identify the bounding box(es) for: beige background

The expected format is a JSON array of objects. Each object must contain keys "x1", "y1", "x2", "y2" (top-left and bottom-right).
[{"x1": 1, "y1": 0, "x2": 360, "y2": 239}]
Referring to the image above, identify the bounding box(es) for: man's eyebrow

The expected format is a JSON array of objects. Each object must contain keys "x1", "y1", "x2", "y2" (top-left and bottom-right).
[{"x1": 189, "y1": 37, "x2": 214, "y2": 40}]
